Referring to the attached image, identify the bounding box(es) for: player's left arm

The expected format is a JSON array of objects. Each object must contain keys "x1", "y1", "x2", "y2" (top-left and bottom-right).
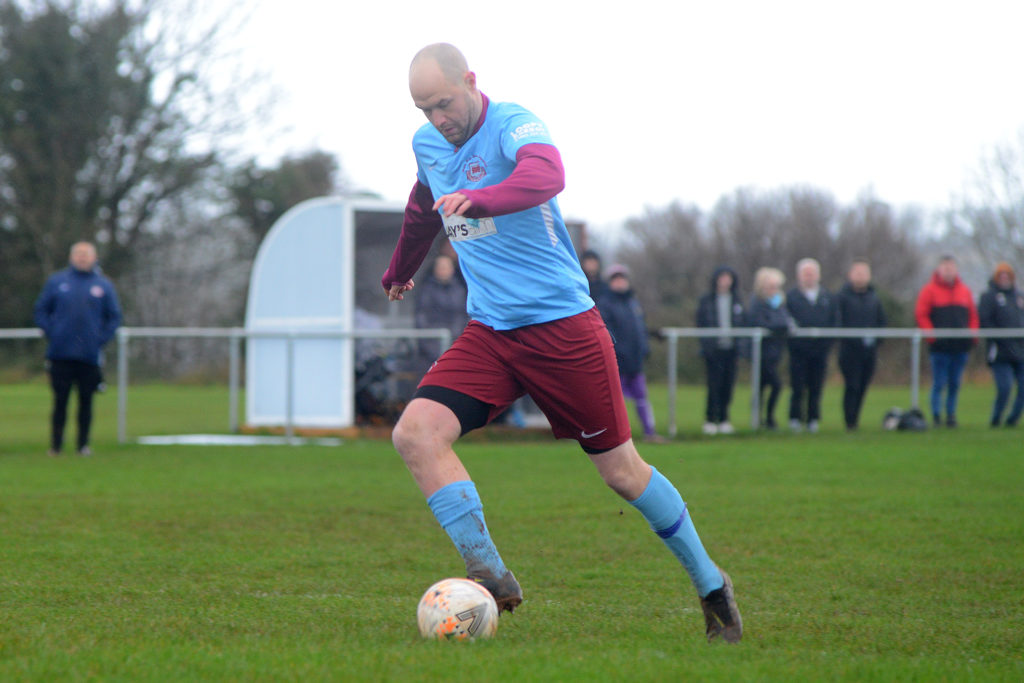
[{"x1": 432, "y1": 143, "x2": 564, "y2": 218}]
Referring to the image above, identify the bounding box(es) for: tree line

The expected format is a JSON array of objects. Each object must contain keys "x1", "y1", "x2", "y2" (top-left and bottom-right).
[{"x1": 2, "y1": 1, "x2": 1021, "y2": 381}]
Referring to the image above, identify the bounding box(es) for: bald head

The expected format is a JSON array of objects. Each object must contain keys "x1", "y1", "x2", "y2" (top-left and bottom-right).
[
  {"x1": 409, "y1": 43, "x2": 482, "y2": 147},
  {"x1": 69, "y1": 241, "x2": 97, "y2": 272},
  {"x1": 410, "y1": 43, "x2": 468, "y2": 85}
]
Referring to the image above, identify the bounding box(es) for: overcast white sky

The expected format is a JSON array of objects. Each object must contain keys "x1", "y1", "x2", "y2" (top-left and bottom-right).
[{"x1": 230, "y1": 0, "x2": 1024, "y2": 232}]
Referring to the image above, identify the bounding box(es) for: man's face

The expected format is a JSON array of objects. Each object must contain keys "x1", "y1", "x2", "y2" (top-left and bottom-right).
[
  {"x1": 69, "y1": 244, "x2": 97, "y2": 272},
  {"x1": 995, "y1": 271, "x2": 1013, "y2": 289},
  {"x1": 433, "y1": 256, "x2": 455, "y2": 283},
  {"x1": 797, "y1": 263, "x2": 820, "y2": 290},
  {"x1": 848, "y1": 263, "x2": 871, "y2": 290},
  {"x1": 410, "y1": 61, "x2": 479, "y2": 147},
  {"x1": 609, "y1": 275, "x2": 630, "y2": 293},
  {"x1": 937, "y1": 259, "x2": 958, "y2": 283},
  {"x1": 581, "y1": 257, "x2": 600, "y2": 278}
]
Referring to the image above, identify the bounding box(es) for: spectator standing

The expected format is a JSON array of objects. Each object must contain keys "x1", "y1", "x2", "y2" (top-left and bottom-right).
[
  {"x1": 580, "y1": 249, "x2": 609, "y2": 302},
  {"x1": 836, "y1": 261, "x2": 887, "y2": 431},
  {"x1": 977, "y1": 262, "x2": 1024, "y2": 427},
  {"x1": 785, "y1": 258, "x2": 837, "y2": 433},
  {"x1": 748, "y1": 267, "x2": 791, "y2": 430},
  {"x1": 33, "y1": 242, "x2": 122, "y2": 456},
  {"x1": 597, "y1": 265, "x2": 666, "y2": 443},
  {"x1": 915, "y1": 255, "x2": 979, "y2": 427},
  {"x1": 414, "y1": 254, "x2": 469, "y2": 365},
  {"x1": 695, "y1": 266, "x2": 745, "y2": 435}
]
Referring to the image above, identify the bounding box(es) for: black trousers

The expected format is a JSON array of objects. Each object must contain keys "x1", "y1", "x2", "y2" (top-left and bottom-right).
[
  {"x1": 839, "y1": 345, "x2": 877, "y2": 428},
  {"x1": 48, "y1": 359, "x2": 102, "y2": 452},
  {"x1": 759, "y1": 359, "x2": 782, "y2": 426},
  {"x1": 704, "y1": 348, "x2": 738, "y2": 423},
  {"x1": 789, "y1": 351, "x2": 828, "y2": 422}
]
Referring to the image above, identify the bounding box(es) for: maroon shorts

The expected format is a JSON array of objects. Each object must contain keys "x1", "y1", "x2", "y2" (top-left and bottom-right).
[{"x1": 418, "y1": 307, "x2": 632, "y2": 451}]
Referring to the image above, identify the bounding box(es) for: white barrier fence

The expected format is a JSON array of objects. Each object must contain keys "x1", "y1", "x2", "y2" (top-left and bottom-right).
[
  {"x1": 4, "y1": 325, "x2": 1023, "y2": 441},
  {"x1": 0, "y1": 326, "x2": 450, "y2": 443},
  {"x1": 660, "y1": 326, "x2": 1024, "y2": 436}
]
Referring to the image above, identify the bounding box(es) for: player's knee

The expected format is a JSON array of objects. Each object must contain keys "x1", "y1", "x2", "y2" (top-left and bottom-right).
[
  {"x1": 391, "y1": 413, "x2": 420, "y2": 456},
  {"x1": 590, "y1": 443, "x2": 651, "y2": 500},
  {"x1": 391, "y1": 401, "x2": 459, "y2": 457}
]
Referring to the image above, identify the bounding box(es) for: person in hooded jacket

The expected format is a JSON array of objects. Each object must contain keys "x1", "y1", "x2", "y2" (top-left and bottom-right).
[
  {"x1": 836, "y1": 261, "x2": 887, "y2": 431},
  {"x1": 596, "y1": 264, "x2": 666, "y2": 443},
  {"x1": 978, "y1": 262, "x2": 1024, "y2": 427},
  {"x1": 915, "y1": 255, "x2": 979, "y2": 427},
  {"x1": 33, "y1": 242, "x2": 122, "y2": 456},
  {"x1": 580, "y1": 249, "x2": 610, "y2": 303},
  {"x1": 748, "y1": 267, "x2": 791, "y2": 430},
  {"x1": 695, "y1": 266, "x2": 745, "y2": 435}
]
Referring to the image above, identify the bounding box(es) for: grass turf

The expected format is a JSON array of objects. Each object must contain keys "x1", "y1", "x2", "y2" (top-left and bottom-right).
[{"x1": 1, "y1": 381, "x2": 1022, "y2": 681}]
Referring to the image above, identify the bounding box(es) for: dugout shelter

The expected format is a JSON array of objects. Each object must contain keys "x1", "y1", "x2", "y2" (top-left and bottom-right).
[{"x1": 245, "y1": 196, "x2": 586, "y2": 431}]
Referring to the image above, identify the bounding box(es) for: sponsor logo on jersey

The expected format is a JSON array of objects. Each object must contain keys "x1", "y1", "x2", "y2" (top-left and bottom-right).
[
  {"x1": 443, "y1": 215, "x2": 498, "y2": 242},
  {"x1": 510, "y1": 121, "x2": 546, "y2": 142}
]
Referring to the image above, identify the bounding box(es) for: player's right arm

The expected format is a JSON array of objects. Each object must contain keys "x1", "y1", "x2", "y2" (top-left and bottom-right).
[{"x1": 382, "y1": 180, "x2": 443, "y2": 301}]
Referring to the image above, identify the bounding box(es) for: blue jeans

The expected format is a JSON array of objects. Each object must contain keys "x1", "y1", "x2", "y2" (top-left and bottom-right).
[
  {"x1": 990, "y1": 361, "x2": 1024, "y2": 425},
  {"x1": 929, "y1": 351, "x2": 968, "y2": 419}
]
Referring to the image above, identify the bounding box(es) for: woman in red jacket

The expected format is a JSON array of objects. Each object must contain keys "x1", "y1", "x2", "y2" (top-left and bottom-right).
[{"x1": 914, "y1": 256, "x2": 979, "y2": 427}]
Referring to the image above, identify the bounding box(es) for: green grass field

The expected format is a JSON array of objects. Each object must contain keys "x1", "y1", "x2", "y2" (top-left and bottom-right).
[{"x1": 1, "y1": 381, "x2": 1022, "y2": 681}]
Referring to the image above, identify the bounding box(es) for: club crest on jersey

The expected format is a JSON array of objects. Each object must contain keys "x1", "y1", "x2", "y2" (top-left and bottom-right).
[{"x1": 463, "y1": 156, "x2": 487, "y2": 182}]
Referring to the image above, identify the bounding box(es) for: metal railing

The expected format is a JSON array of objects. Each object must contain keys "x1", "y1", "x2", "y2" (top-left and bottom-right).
[
  {"x1": 660, "y1": 326, "x2": 1024, "y2": 436},
  {"x1": 0, "y1": 326, "x2": 450, "y2": 443},
  {"x1": 6, "y1": 325, "x2": 1023, "y2": 440}
]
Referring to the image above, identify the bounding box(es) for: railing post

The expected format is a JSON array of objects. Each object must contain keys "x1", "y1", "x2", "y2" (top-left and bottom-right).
[
  {"x1": 117, "y1": 329, "x2": 128, "y2": 444},
  {"x1": 229, "y1": 329, "x2": 241, "y2": 433},
  {"x1": 667, "y1": 331, "x2": 678, "y2": 437},
  {"x1": 749, "y1": 328, "x2": 763, "y2": 430},
  {"x1": 910, "y1": 331, "x2": 922, "y2": 410}
]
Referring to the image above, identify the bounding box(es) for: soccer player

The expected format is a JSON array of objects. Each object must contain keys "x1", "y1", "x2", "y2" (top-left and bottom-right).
[{"x1": 381, "y1": 43, "x2": 741, "y2": 643}]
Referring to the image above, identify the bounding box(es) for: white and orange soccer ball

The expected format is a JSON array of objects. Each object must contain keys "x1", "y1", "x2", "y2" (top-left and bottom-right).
[{"x1": 416, "y1": 578, "x2": 499, "y2": 641}]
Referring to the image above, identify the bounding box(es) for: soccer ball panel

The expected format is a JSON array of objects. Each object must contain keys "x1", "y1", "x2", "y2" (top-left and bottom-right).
[{"x1": 416, "y1": 578, "x2": 499, "y2": 640}]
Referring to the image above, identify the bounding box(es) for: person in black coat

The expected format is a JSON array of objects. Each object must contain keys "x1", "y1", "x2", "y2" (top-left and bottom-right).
[
  {"x1": 785, "y1": 258, "x2": 838, "y2": 433},
  {"x1": 414, "y1": 254, "x2": 469, "y2": 365},
  {"x1": 978, "y1": 262, "x2": 1024, "y2": 427},
  {"x1": 596, "y1": 264, "x2": 665, "y2": 442},
  {"x1": 748, "y1": 267, "x2": 791, "y2": 430},
  {"x1": 836, "y1": 261, "x2": 887, "y2": 430},
  {"x1": 695, "y1": 266, "x2": 745, "y2": 435},
  {"x1": 580, "y1": 249, "x2": 610, "y2": 302}
]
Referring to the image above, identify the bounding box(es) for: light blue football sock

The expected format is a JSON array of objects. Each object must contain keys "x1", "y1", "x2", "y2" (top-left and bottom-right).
[
  {"x1": 427, "y1": 480, "x2": 508, "y2": 579},
  {"x1": 629, "y1": 467, "x2": 724, "y2": 597}
]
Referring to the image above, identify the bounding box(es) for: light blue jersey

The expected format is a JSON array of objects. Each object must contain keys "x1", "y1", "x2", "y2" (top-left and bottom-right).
[{"x1": 413, "y1": 101, "x2": 592, "y2": 330}]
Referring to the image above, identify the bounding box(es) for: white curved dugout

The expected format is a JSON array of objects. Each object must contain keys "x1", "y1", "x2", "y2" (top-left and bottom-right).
[{"x1": 245, "y1": 197, "x2": 409, "y2": 429}]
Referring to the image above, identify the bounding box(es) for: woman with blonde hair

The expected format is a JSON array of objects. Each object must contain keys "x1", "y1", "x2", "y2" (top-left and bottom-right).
[{"x1": 747, "y1": 268, "x2": 791, "y2": 429}]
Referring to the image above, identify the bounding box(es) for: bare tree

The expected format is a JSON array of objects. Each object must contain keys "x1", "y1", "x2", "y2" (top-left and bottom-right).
[
  {"x1": 946, "y1": 128, "x2": 1024, "y2": 270},
  {"x1": 835, "y1": 191, "x2": 924, "y2": 299},
  {"x1": 616, "y1": 201, "x2": 708, "y2": 323},
  {"x1": 0, "y1": 0, "x2": 260, "y2": 326}
]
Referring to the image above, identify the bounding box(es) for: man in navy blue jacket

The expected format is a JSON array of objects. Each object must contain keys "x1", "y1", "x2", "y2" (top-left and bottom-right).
[
  {"x1": 785, "y1": 258, "x2": 838, "y2": 433},
  {"x1": 34, "y1": 242, "x2": 122, "y2": 455}
]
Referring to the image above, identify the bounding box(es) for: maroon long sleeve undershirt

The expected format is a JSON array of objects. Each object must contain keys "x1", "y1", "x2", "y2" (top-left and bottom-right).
[{"x1": 381, "y1": 142, "x2": 565, "y2": 291}]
